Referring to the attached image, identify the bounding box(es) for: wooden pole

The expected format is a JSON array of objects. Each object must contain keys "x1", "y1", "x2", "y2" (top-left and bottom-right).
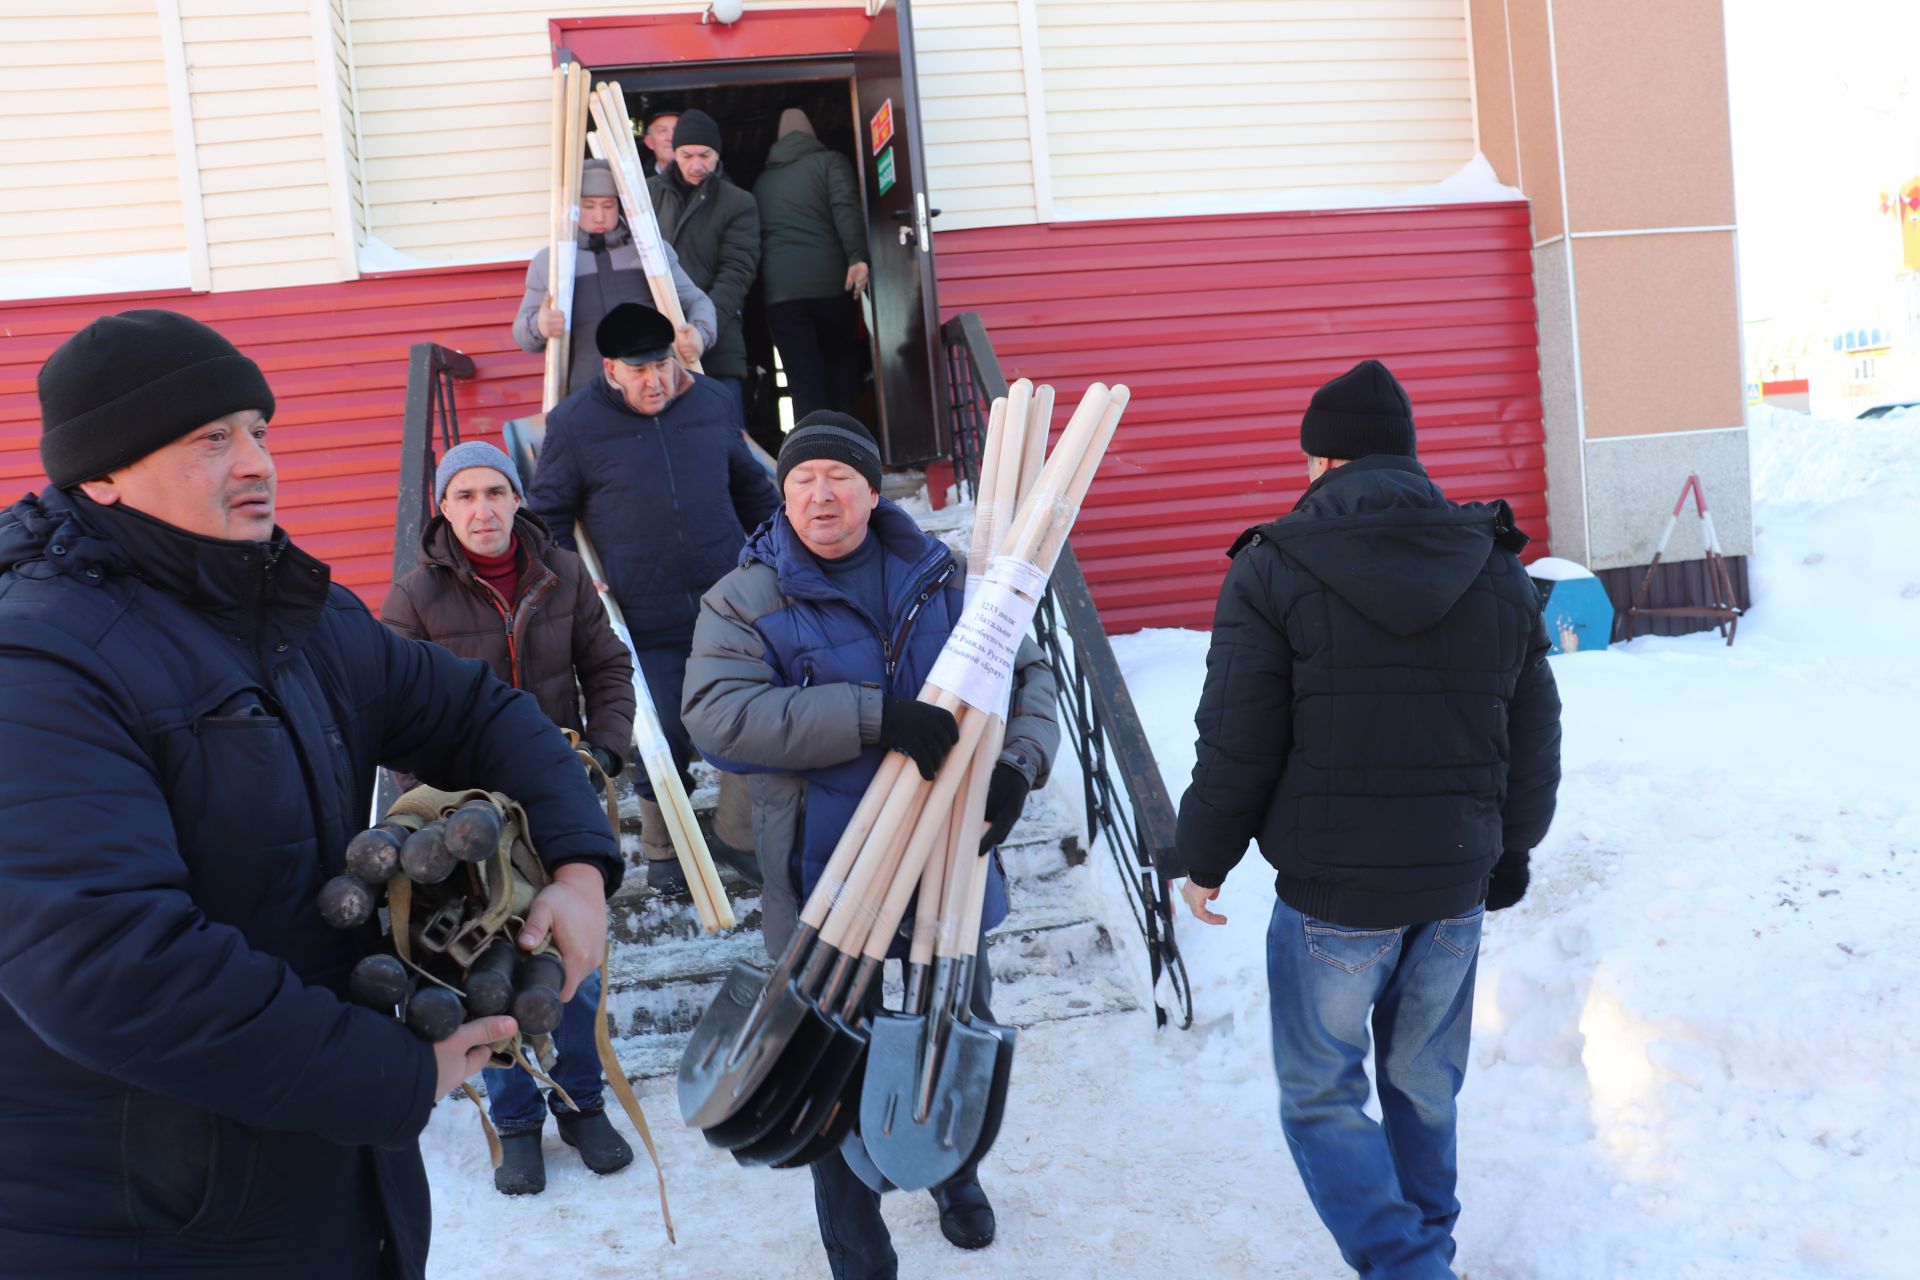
[
  {"x1": 588, "y1": 81, "x2": 703, "y2": 373},
  {"x1": 542, "y1": 63, "x2": 568, "y2": 409}
]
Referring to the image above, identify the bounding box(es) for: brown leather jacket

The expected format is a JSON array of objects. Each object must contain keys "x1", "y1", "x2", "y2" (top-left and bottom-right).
[{"x1": 381, "y1": 511, "x2": 636, "y2": 767}]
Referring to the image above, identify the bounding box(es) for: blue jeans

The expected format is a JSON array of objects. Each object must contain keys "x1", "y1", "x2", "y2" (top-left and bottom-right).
[
  {"x1": 632, "y1": 645, "x2": 695, "y2": 801},
  {"x1": 483, "y1": 971, "x2": 606, "y2": 1132},
  {"x1": 1267, "y1": 898, "x2": 1483, "y2": 1280}
]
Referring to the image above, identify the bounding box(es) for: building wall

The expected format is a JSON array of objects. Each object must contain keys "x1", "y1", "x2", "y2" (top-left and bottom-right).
[
  {"x1": 1470, "y1": 0, "x2": 1750, "y2": 572},
  {"x1": 936, "y1": 202, "x2": 1548, "y2": 632},
  {"x1": 0, "y1": 0, "x2": 190, "y2": 293},
  {"x1": 1032, "y1": 0, "x2": 1477, "y2": 220}
]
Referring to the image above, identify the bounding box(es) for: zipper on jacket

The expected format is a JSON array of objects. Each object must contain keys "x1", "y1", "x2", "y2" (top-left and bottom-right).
[{"x1": 884, "y1": 562, "x2": 957, "y2": 678}]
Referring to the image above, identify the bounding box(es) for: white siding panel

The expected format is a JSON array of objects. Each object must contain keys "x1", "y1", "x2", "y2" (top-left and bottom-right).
[
  {"x1": 1033, "y1": 0, "x2": 1476, "y2": 219},
  {"x1": 0, "y1": 1, "x2": 191, "y2": 294}
]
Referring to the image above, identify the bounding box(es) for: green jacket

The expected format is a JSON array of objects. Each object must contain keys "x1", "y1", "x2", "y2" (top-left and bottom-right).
[
  {"x1": 649, "y1": 166, "x2": 761, "y2": 380},
  {"x1": 751, "y1": 132, "x2": 869, "y2": 307}
]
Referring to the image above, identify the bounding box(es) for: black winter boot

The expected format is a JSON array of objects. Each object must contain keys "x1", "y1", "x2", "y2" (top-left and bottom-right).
[
  {"x1": 931, "y1": 1174, "x2": 995, "y2": 1249},
  {"x1": 494, "y1": 1128, "x2": 546, "y2": 1196},
  {"x1": 557, "y1": 1106, "x2": 634, "y2": 1175}
]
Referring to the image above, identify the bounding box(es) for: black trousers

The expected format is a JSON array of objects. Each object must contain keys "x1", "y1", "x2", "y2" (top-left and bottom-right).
[
  {"x1": 632, "y1": 645, "x2": 695, "y2": 799},
  {"x1": 767, "y1": 294, "x2": 864, "y2": 422},
  {"x1": 809, "y1": 947, "x2": 996, "y2": 1280}
]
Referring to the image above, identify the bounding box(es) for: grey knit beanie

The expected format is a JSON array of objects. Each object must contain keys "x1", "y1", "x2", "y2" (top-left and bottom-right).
[{"x1": 435, "y1": 440, "x2": 523, "y2": 504}]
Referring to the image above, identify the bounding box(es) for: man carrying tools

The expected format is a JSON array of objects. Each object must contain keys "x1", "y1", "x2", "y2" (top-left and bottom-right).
[
  {"x1": 0, "y1": 309, "x2": 619, "y2": 1278},
  {"x1": 682, "y1": 412, "x2": 1061, "y2": 1276},
  {"x1": 648, "y1": 109, "x2": 761, "y2": 430},
  {"x1": 1172, "y1": 359, "x2": 1562, "y2": 1279},
  {"x1": 380, "y1": 439, "x2": 637, "y2": 1197},
  {"x1": 513, "y1": 157, "x2": 716, "y2": 397},
  {"x1": 530, "y1": 302, "x2": 779, "y2": 895}
]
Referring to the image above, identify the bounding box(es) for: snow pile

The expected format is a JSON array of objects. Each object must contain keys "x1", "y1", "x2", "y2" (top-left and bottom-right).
[{"x1": 423, "y1": 406, "x2": 1919, "y2": 1278}]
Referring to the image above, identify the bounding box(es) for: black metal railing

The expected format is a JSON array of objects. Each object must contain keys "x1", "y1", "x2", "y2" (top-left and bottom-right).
[
  {"x1": 392, "y1": 343, "x2": 475, "y2": 583},
  {"x1": 939, "y1": 314, "x2": 1193, "y2": 1030}
]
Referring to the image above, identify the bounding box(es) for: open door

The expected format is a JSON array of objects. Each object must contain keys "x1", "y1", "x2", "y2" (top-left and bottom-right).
[{"x1": 854, "y1": 0, "x2": 944, "y2": 464}]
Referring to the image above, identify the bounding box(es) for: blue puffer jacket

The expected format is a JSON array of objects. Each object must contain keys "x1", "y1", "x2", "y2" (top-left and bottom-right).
[
  {"x1": 0, "y1": 489, "x2": 620, "y2": 1278},
  {"x1": 528, "y1": 373, "x2": 780, "y2": 650},
  {"x1": 682, "y1": 500, "x2": 1060, "y2": 957}
]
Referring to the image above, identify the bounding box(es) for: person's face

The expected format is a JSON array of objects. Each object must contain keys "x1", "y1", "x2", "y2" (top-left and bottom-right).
[
  {"x1": 674, "y1": 144, "x2": 718, "y2": 186},
  {"x1": 579, "y1": 195, "x2": 620, "y2": 235},
  {"x1": 645, "y1": 116, "x2": 679, "y2": 166},
  {"x1": 606, "y1": 354, "x2": 681, "y2": 416},
  {"x1": 441, "y1": 467, "x2": 520, "y2": 560},
  {"x1": 77, "y1": 409, "x2": 275, "y2": 541},
  {"x1": 783, "y1": 459, "x2": 878, "y2": 560}
]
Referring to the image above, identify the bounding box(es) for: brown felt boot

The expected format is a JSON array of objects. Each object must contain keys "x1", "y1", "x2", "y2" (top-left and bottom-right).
[
  {"x1": 708, "y1": 771, "x2": 761, "y2": 885},
  {"x1": 637, "y1": 796, "x2": 686, "y2": 896}
]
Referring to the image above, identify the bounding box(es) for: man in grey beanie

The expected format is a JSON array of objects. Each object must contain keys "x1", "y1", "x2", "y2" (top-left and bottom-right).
[
  {"x1": 382, "y1": 437, "x2": 638, "y2": 1198},
  {"x1": 513, "y1": 157, "x2": 718, "y2": 397},
  {"x1": 0, "y1": 309, "x2": 621, "y2": 1277}
]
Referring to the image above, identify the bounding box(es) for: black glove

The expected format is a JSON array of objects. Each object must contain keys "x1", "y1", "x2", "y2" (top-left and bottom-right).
[
  {"x1": 979, "y1": 763, "x2": 1031, "y2": 852},
  {"x1": 586, "y1": 744, "x2": 622, "y2": 778},
  {"x1": 879, "y1": 695, "x2": 960, "y2": 780},
  {"x1": 1486, "y1": 850, "x2": 1530, "y2": 911}
]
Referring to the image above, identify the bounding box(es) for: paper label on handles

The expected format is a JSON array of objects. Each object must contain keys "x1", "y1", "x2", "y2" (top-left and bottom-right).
[{"x1": 927, "y1": 556, "x2": 1050, "y2": 714}]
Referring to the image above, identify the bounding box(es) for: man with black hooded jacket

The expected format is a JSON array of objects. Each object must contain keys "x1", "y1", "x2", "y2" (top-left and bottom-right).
[
  {"x1": 0, "y1": 309, "x2": 619, "y2": 1279},
  {"x1": 1173, "y1": 359, "x2": 1561, "y2": 1280}
]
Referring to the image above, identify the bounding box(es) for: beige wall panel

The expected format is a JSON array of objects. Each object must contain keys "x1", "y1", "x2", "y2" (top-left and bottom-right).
[
  {"x1": 1466, "y1": 0, "x2": 1518, "y2": 187},
  {"x1": 211, "y1": 260, "x2": 338, "y2": 291},
  {"x1": 0, "y1": 84, "x2": 171, "y2": 118},
  {"x1": 1504, "y1": 0, "x2": 1561, "y2": 240},
  {"x1": 1532, "y1": 238, "x2": 1587, "y2": 566},
  {"x1": 1574, "y1": 232, "x2": 1744, "y2": 439},
  {"x1": 1553, "y1": 0, "x2": 1734, "y2": 232},
  {"x1": 1584, "y1": 427, "x2": 1752, "y2": 568}
]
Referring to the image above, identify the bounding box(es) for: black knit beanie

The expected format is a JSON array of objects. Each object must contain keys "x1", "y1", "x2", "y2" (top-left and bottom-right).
[
  {"x1": 1298, "y1": 359, "x2": 1416, "y2": 460},
  {"x1": 778, "y1": 411, "x2": 883, "y2": 493},
  {"x1": 38, "y1": 309, "x2": 276, "y2": 488},
  {"x1": 671, "y1": 109, "x2": 724, "y2": 153}
]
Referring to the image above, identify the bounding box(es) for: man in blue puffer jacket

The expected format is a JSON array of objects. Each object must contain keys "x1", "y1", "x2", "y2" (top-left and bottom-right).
[
  {"x1": 0, "y1": 310, "x2": 620, "y2": 1278},
  {"x1": 682, "y1": 412, "x2": 1059, "y2": 1278},
  {"x1": 529, "y1": 302, "x2": 779, "y2": 892}
]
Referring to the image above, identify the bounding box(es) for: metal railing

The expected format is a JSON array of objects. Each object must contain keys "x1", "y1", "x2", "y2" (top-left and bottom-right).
[
  {"x1": 940, "y1": 314, "x2": 1193, "y2": 1030},
  {"x1": 392, "y1": 343, "x2": 475, "y2": 583}
]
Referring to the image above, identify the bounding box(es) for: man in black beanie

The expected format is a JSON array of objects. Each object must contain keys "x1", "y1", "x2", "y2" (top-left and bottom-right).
[
  {"x1": 0, "y1": 309, "x2": 620, "y2": 1279},
  {"x1": 649, "y1": 107, "x2": 762, "y2": 431},
  {"x1": 683, "y1": 410, "x2": 1063, "y2": 1275},
  {"x1": 1172, "y1": 358, "x2": 1562, "y2": 1278}
]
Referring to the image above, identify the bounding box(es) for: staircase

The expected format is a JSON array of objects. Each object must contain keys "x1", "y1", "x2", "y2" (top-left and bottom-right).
[{"x1": 598, "y1": 489, "x2": 1141, "y2": 1079}]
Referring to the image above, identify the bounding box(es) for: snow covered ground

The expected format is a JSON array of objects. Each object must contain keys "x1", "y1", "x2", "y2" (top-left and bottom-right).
[{"x1": 425, "y1": 404, "x2": 1920, "y2": 1278}]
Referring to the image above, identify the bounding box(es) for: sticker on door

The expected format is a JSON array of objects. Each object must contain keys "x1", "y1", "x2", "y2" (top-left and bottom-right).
[
  {"x1": 876, "y1": 146, "x2": 896, "y2": 196},
  {"x1": 869, "y1": 98, "x2": 894, "y2": 155}
]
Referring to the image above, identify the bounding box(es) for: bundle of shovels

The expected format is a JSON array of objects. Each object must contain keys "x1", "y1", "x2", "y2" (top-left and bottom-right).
[
  {"x1": 324, "y1": 767, "x2": 675, "y2": 1239},
  {"x1": 677, "y1": 377, "x2": 1130, "y2": 1190},
  {"x1": 540, "y1": 60, "x2": 733, "y2": 932}
]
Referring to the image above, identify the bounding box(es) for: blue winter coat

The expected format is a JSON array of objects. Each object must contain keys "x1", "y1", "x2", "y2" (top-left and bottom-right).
[
  {"x1": 0, "y1": 489, "x2": 621, "y2": 1278},
  {"x1": 528, "y1": 373, "x2": 780, "y2": 650},
  {"x1": 681, "y1": 500, "x2": 1060, "y2": 956}
]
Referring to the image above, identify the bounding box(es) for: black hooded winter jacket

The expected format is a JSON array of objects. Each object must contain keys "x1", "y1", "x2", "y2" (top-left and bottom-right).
[
  {"x1": 1174, "y1": 455, "x2": 1562, "y2": 927},
  {"x1": 0, "y1": 488, "x2": 620, "y2": 1277}
]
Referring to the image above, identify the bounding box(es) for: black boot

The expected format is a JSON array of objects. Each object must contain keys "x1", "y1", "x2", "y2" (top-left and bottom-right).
[
  {"x1": 494, "y1": 1128, "x2": 546, "y2": 1196},
  {"x1": 557, "y1": 1106, "x2": 634, "y2": 1175},
  {"x1": 931, "y1": 1174, "x2": 995, "y2": 1249}
]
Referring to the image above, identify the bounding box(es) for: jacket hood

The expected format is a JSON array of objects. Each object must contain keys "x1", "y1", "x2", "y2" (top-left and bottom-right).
[
  {"x1": 1235, "y1": 455, "x2": 1528, "y2": 637},
  {"x1": 766, "y1": 131, "x2": 826, "y2": 168},
  {"x1": 1, "y1": 487, "x2": 331, "y2": 642}
]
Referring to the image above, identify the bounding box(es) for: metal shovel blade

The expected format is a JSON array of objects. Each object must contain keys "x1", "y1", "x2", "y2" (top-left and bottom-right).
[
  {"x1": 732, "y1": 1014, "x2": 868, "y2": 1168},
  {"x1": 677, "y1": 960, "x2": 813, "y2": 1128},
  {"x1": 839, "y1": 1124, "x2": 897, "y2": 1193},
  {"x1": 861, "y1": 1017, "x2": 999, "y2": 1191},
  {"x1": 701, "y1": 993, "x2": 841, "y2": 1151},
  {"x1": 771, "y1": 1048, "x2": 866, "y2": 1170},
  {"x1": 962, "y1": 1019, "x2": 1017, "y2": 1169}
]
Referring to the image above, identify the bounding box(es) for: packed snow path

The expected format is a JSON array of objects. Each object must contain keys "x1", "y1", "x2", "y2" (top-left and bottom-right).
[{"x1": 425, "y1": 406, "x2": 1919, "y2": 1278}]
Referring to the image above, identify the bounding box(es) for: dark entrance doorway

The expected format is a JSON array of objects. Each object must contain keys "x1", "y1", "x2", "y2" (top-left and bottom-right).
[{"x1": 554, "y1": 4, "x2": 945, "y2": 468}]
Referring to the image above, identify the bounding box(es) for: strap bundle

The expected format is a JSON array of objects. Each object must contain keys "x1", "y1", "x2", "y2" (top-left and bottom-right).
[{"x1": 323, "y1": 748, "x2": 673, "y2": 1240}]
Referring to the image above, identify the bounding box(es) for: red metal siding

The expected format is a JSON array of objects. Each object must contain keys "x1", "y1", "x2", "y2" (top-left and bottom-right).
[
  {"x1": 0, "y1": 265, "x2": 539, "y2": 612},
  {"x1": 934, "y1": 201, "x2": 1548, "y2": 633}
]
